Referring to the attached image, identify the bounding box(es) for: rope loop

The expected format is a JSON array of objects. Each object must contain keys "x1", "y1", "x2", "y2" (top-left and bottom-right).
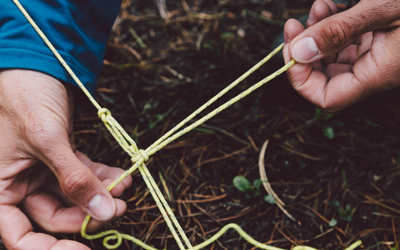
[
  {"x1": 10, "y1": 4, "x2": 363, "y2": 248},
  {"x1": 131, "y1": 149, "x2": 149, "y2": 163},
  {"x1": 98, "y1": 108, "x2": 111, "y2": 122},
  {"x1": 102, "y1": 231, "x2": 123, "y2": 250}
]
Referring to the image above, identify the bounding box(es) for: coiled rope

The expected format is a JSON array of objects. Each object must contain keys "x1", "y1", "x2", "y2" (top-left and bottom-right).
[{"x1": 12, "y1": 0, "x2": 362, "y2": 249}]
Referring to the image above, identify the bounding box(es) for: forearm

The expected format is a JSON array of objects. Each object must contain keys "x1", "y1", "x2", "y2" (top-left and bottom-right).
[{"x1": 0, "y1": 0, "x2": 121, "y2": 94}]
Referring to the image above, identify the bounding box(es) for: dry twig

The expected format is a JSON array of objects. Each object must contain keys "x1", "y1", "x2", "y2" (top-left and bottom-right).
[{"x1": 259, "y1": 140, "x2": 296, "y2": 221}]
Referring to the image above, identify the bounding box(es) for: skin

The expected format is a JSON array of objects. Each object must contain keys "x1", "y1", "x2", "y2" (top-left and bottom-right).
[
  {"x1": 2, "y1": 1, "x2": 399, "y2": 248},
  {"x1": 283, "y1": 0, "x2": 400, "y2": 112},
  {"x1": 0, "y1": 69, "x2": 132, "y2": 250}
]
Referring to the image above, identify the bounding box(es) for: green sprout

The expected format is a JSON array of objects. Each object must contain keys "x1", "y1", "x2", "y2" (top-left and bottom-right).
[
  {"x1": 329, "y1": 200, "x2": 354, "y2": 222},
  {"x1": 233, "y1": 176, "x2": 273, "y2": 203}
]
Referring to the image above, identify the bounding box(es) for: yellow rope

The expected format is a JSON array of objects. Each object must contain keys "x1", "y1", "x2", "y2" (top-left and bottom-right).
[{"x1": 11, "y1": 1, "x2": 363, "y2": 249}]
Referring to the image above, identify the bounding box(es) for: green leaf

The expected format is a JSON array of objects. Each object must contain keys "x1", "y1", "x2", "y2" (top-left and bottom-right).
[
  {"x1": 330, "y1": 200, "x2": 353, "y2": 222},
  {"x1": 340, "y1": 214, "x2": 352, "y2": 222},
  {"x1": 341, "y1": 204, "x2": 353, "y2": 222},
  {"x1": 315, "y1": 108, "x2": 321, "y2": 117},
  {"x1": 329, "y1": 200, "x2": 341, "y2": 209},
  {"x1": 253, "y1": 179, "x2": 263, "y2": 191},
  {"x1": 233, "y1": 176, "x2": 252, "y2": 192},
  {"x1": 264, "y1": 194, "x2": 276, "y2": 204},
  {"x1": 323, "y1": 126, "x2": 335, "y2": 139},
  {"x1": 329, "y1": 218, "x2": 337, "y2": 227}
]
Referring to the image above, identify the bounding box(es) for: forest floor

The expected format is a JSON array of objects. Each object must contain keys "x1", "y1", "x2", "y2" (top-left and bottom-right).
[{"x1": 15, "y1": 0, "x2": 400, "y2": 249}]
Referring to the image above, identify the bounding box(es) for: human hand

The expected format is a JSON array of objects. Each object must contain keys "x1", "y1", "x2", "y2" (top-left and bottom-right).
[
  {"x1": 283, "y1": 0, "x2": 400, "y2": 112},
  {"x1": 0, "y1": 70, "x2": 132, "y2": 250}
]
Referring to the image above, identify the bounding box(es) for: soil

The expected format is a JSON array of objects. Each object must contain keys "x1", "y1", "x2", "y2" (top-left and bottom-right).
[{"x1": 5, "y1": 0, "x2": 400, "y2": 249}]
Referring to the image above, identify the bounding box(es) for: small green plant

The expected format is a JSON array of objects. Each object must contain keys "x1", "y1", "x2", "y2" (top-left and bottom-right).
[
  {"x1": 315, "y1": 108, "x2": 346, "y2": 139},
  {"x1": 329, "y1": 200, "x2": 354, "y2": 222},
  {"x1": 322, "y1": 126, "x2": 335, "y2": 139},
  {"x1": 233, "y1": 176, "x2": 274, "y2": 203},
  {"x1": 233, "y1": 176, "x2": 260, "y2": 198},
  {"x1": 264, "y1": 194, "x2": 276, "y2": 204}
]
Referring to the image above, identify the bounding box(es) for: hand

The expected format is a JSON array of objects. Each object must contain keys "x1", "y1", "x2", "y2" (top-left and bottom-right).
[
  {"x1": 283, "y1": 0, "x2": 400, "y2": 112},
  {"x1": 0, "y1": 70, "x2": 132, "y2": 250}
]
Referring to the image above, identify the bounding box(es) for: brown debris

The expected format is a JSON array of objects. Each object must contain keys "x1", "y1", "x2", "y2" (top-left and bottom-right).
[{"x1": 28, "y1": 0, "x2": 400, "y2": 250}]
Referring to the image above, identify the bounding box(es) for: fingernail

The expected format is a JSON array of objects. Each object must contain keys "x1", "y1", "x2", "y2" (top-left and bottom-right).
[
  {"x1": 87, "y1": 194, "x2": 114, "y2": 220},
  {"x1": 308, "y1": 10, "x2": 315, "y2": 24},
  {"x1": 292, "y1": 37, "x2": 319, "y2": 62}
]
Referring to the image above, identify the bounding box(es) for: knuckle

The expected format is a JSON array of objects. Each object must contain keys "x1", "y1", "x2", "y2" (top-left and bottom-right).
[
  {"x1": 63, "y1": 170, "x2": 92, "y2": 201},
  {"x1": 321, "y1": 20, "x2": 350, "y2": 49}
]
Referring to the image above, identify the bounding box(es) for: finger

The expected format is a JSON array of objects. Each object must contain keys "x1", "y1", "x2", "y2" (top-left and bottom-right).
[
  {"x1": 286, "y1": 29, "x2": 400, "y2": 112},
  {"x1": 312, "y1": 61, "x2": 324, "y2": 72},
  {"x1": 326, "y1": 63, "x2": 353, "y2": 79},
  {"x1": 305, "y1": 0, "x2": 338, "y2": 66},
  {"x1": 284, "y1": 19, "x2": 314, "y2": 90},
  {"x1": 351, "y1": 30, "x2": 400, "y2": 95},
  {"x1": 43, "y1": 151, "x2": 132, "y2": 207},
  {"x1": 21, "y1": 191, "x2": 127, "y2": 233},
  {"x1": 357, "y1": 32, "x2": 373, "y2": 57},
  {"x1": 18, "y1": 71, "x2": 119, "y2": 222},
  {"x1": 43, "y1": 171, "x2": 128, "y2": 208},
  {"x1": 307, "y1": 0, "x2": 337, "y2": 27},
  {"x1": 321, "y1": 54, "x2": 337, "y2": 67},
  {"x1": 43, "y1": 180, "x2": 75, "y2": 207},
  {"x1": 28, "y1": 131, "x2": 117, "y2": 221},
  {"x1": 0, "y1": 204, "x2": 89, "y2": 250},
  {"x1": 284, "y1": 19, "x2": 305, "y2": 44},
  {"x1": 102, "y1": 179, "x2": 126, "y2": 197},
  {"x1": 75, "y1": 151, "x2": 132, "y2": 190},
  {"x1": 322, "y1": 0, "x2": 338, "y2": 15},
  {"x1": 289, "y1": 0, "x2": 400, "y2": 63},
  {"x1": 336, "y1": 44, "x2": 359, "y2": 64}
]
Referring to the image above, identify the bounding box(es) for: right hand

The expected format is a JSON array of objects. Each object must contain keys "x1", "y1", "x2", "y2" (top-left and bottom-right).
[
  {"x1": 283, "y1": 0, "x2": 400, "y2": 112},
  {"x1": 0, "y1": 69, "x2": 132, "y2": 250}
]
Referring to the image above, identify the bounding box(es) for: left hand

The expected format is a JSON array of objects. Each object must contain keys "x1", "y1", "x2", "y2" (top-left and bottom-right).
[{"x1": 0, "y1": 69, "x2": 132, "y2": 250}]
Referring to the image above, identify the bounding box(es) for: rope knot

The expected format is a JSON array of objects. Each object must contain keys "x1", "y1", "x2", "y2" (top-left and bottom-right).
[
  {"x1": 98, "y1": 108, "x2": 111, "y2": 122},
  {"x1": 131, "y1": 149, "x2": 149, "y2": 163}
]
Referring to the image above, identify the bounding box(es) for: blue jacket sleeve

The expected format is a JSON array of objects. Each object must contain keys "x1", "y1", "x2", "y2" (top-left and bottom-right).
[{"x1": 0, "y1": 0, "x2": 122, "y2": 94}]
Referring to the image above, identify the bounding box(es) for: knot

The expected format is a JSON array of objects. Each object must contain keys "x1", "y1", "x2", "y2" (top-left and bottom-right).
[
  {"x1": 98, "y1": 108, "x2": 111, "y2": 122},
  {"x1": 131, "y1": 149, "x2": 149, "y2": 163}
]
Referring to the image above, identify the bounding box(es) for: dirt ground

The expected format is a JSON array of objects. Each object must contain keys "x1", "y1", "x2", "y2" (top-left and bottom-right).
[{"x1": 4, "y1": 0, "x2": 400, "y2": 249}]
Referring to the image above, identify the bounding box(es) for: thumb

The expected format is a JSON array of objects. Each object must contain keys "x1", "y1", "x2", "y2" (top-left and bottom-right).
[
  {"x1": 9, "y1": 69, "x2": 117, "y2": 221},
  {"x1": 289, "y1": 0, "x2": 399, "y2": 63},
  {"x1": 34, "y1": 141, "x2": 116, "y2": 221}
]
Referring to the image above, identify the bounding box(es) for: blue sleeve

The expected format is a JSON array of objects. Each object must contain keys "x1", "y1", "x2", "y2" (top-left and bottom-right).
[{"x1": 0, "y1": 0, "x2": 122, "y2": 94}]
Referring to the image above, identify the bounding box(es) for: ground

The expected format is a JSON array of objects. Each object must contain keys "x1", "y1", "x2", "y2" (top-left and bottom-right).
[{"x1": 5, "y1": 0, "x2": 400, "y2": 249}]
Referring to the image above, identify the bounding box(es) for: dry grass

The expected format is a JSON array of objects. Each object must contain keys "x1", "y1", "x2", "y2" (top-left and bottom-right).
[{"x1": 4, "y1": 0, "x2": 400, "y2": 250}]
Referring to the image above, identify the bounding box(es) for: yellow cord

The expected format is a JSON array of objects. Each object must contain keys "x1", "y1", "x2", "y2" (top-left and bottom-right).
[{"x1": 12, "y1": 1, "x2": 363, "y2": 249}]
